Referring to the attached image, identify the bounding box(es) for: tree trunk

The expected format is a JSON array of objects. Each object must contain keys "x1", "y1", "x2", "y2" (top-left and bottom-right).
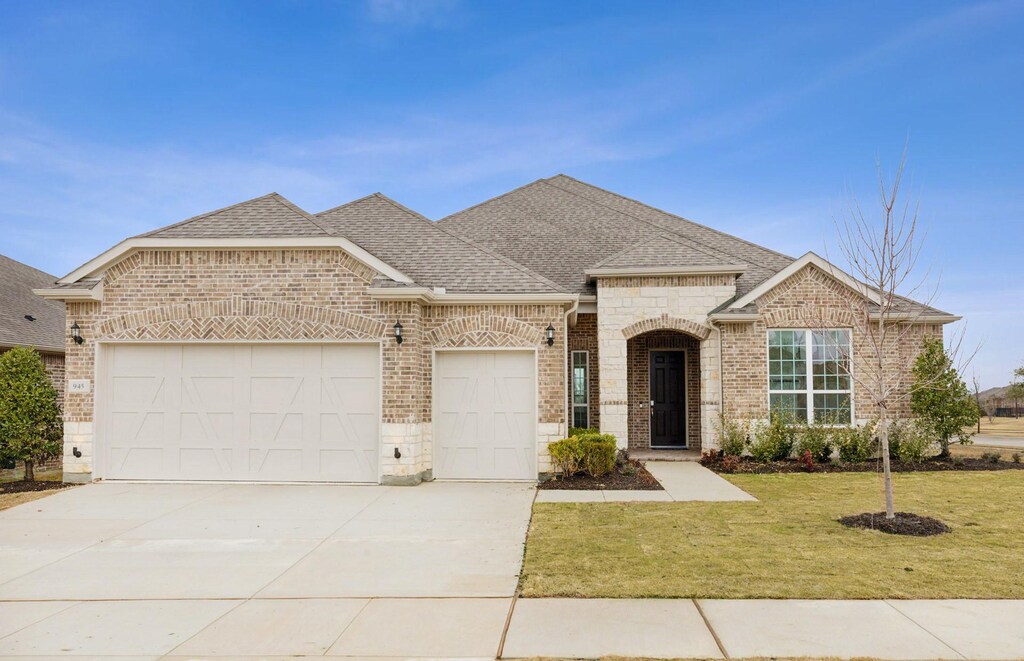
[
  {"x1": 23, "y1": 459, "x2": 34, "y2": 482},
  {"x1": 878, "y1": 411, "x2": 895, "y2": 520}
]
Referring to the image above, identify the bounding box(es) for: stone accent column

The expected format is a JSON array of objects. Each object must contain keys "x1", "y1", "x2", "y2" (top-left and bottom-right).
[
  {"x1": 598, "y1": 334, "x2": 629, "y2": 449},
  {"x1": 699, "y1": 328, "x2": 723, "y2": 451}
]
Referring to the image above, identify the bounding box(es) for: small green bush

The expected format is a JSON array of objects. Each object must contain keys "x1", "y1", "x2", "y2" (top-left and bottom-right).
[
  {"x1": 796, "y1": 420, "x2": 834, "y2": 463},
  {"x1": 548, "y1": 437, "x2": 583, "y2": 476},
  {"x1": 835, "y1": 421, "x2": 877, "y2": 463},
  {"x1": 1012, "y1": 452, "x2": 1022, "y2": 464},
  {"x1": 548, "y1": 432, "x2": 618, "y2": 478},
  {"x1": 888, "y1": 420, "x2": 935, "y2": 463},
  {"x1": 716, "y1": 415, "x2": 748, "y2": 457},
  {"x1": 748, "y1": 414, "x2": 796, "y2": 462},
  {"x1": 569, "y1": 426, "x2": 599, "y2": 437},
  {"x1": 980, "y1": 451, "x2": 1002, "y2": 464}
]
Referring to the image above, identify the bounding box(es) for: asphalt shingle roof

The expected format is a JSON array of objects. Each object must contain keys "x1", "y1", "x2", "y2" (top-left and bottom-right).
[
  {"x1": 589, "y1": 234, "x2": 745, "y2": 271},
  {"x1": 0, "y1": 254, "x2": 65, "y2": 353},
  {"x1": 138, "y1": 193, "x2": 329, "y2": 238},
  {"x1": 315, "y1": 194, "x2": 565, "y2": 294},
  {"x1": 437, "y1": 175, "x2": 792, "y2": 297}
]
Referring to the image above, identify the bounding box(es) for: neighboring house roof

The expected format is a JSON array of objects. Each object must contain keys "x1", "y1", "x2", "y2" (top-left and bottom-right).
[
  {"x1": 314, "y1": 193, "x2": 565, "y2": 294},
  {"x1": 0, "y1": 254, "x2": 65, "y2": 353},
  {"x1": 138, "y1": 193, "x2": 330, "y2": 238}
]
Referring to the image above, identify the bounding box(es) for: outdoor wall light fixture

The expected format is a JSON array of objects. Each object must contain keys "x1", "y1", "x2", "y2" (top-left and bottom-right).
[
  {"x1": 393, "y1": 321, "x2": 404, "y2": 345},
  {"x1": 70, "y1": 322, "x2": 84, "y2": 345},
  {"x1": 546, "y1": 323, "x2": 555, "y2": 346},
  {"x1": 72, "y1": 447, "x2": 82, "y2": 458},
  {"x1": 394, "y1": 447, "x2": 401, "y2": 459}
]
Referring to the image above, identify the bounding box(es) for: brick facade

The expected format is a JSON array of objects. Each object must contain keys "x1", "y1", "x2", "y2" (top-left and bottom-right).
[
  {"x1": 719, "y1": 264, "x2": 943, "y2": 423},
  {"x1": 626, "y1": 331, "x2": 701, "y2": 450},
  {"x1": 566, "y1": 313, "x2": 600, "y2": 430},
  {"x1": 60, "y1": 248, "x2": 567, "y2": 483}
]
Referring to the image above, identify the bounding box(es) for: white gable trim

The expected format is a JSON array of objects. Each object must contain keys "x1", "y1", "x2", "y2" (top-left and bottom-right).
[
  {"x1": 585, "y1": 264, "x2": 746, "y2": 281},
  {"x1": 57, "y1": 237, "x2": 413, "y2": 285},
  {"x1": 729, "y1": 252, "x2": 882, "y2": 309}
]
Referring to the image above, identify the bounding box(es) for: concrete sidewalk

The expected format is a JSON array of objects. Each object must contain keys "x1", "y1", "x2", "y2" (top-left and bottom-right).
[
  {"x1": 2, "y1": 596, "x2": 1022, "y2": 658},
  {"x1": 503, "y1": 598, "x2": 1024, "y2": 660}
]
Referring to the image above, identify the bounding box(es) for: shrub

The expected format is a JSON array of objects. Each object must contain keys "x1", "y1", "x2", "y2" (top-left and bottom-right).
[
  {"x1": 980, "y1": 451, "x2": 1002, "y2": 464},
  {"x1": 1013, "y1": 452, "x2": 1022, "y2": 464},
  {"x1": 548, "y1": 437, "x2": 583, "y2": 476},
  {"x1": 716, "y1": 415, "x2": 748, "y2": 457},
  {"x1": 835, "y1": 421, "x2": 878, "y2": 463},
  {"x1": 796, "y1": 420, "x2": 833, "y2": 463},
  {"x1": 569, "y1": 426, "x2": 599, "y2": 437},
  {"x1": 888, "y1": 419, "x2": 936, "y2": 463},
  {"x1": 0, "y1": 347, "x2": 62, "y2": 481},
  {"x1": 577, "y1": 433, "x2": 617, "y2": 477},
  {"x1": 797, "y1": 449, "x2": 815, "y2": 472},
  {"x1": 748, "y1": 414, "x2": 796, "y2": 462},
  {"x1": 548, "y1": 433, "x2": 617, "y2": 478}
]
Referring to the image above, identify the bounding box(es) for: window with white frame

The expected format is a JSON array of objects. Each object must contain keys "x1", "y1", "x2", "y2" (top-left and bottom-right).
[
  {"x1": 571, "y1": 351, "x2": 589, "y2": 429},
  {"x1": 767, "y1": 329, "x2": 852, "y2": 424}
]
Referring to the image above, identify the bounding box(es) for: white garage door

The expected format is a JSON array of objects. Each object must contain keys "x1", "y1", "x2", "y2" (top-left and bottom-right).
[
  {"x1": 99, "y1": 343, "x2": 379, "y2": 482},
  {"x1": 433, "y1": 350, "x2": 536, "y2": 480}
]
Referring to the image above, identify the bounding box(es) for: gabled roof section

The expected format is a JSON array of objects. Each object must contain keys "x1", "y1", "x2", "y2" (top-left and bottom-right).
[
  {"x1": 0, "y1": 254, "x2": 65, "y2": 353},
  {"x1": 315, "y1": 194, "x2": 567, "y2": 295},
  {"x1": 730, "y1": 252, "x2": 881, "y2": 309},
  {"x1": 586, "y1": 234, "x2": 746, "y2": 278},
  {"x1": 437, "y1": 174, "x2": 794, "y2": 296},
  {"x1": 138, "y1": 193, "x2": 330, "y2": 238}
]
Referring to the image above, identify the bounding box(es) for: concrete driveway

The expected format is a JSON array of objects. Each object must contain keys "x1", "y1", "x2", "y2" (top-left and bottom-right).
[{"x1": 0, "y1": 481, "x2": 534, "y2": 658}]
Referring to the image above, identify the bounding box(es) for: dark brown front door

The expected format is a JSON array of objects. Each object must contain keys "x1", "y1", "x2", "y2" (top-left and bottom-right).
[{"x1": 650, "y1": 351, "x2": 687, "y2": 447}]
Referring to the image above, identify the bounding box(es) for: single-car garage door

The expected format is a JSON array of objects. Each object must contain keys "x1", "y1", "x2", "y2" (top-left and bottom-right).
[
  {"x1": 99, "y1": 343, "x2": 379, "y2": 482},
  {"x1": 433, "y1": 350, "x2": 536, "y2": 480}
]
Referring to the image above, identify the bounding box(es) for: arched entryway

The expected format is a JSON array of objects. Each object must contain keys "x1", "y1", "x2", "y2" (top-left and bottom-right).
[{"x1": 626, "y1": 330, "x2": 702, "y2": 451}]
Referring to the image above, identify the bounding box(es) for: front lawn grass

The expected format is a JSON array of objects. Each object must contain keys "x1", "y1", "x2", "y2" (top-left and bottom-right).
[{"x1": 520, "y1": 471, "x2": 1024, "y2": 599}]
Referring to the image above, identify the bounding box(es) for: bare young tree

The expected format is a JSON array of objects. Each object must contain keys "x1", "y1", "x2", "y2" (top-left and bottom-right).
[
  {"x1": 972, "y1": 376, "x2": 983, "y2": 434},
  {"x1": 821, "y1": 146, "x2": 970, "y2": 519}
]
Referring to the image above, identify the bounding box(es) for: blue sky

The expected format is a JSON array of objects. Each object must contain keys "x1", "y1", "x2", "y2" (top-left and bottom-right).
[{"x1": 1, "y1": 0, "x2": 1022, "y2": 387}]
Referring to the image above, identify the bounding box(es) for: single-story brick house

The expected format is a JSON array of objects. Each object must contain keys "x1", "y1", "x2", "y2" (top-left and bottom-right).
[{"x1": 36, "y1": 175, "x2": 957, "y2": 485}]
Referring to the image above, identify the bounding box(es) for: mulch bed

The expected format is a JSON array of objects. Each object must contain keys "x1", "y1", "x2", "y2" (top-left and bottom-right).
[
  {"x1": 0, "y1": 480, "x2": 73, "y2": 495},
  {"x1": 702, "y1": 455, "x2": 1024, "y2": 474},
  {"x1": 539, "y1": 458, "x2": 663, "y2": 490},
  {"x1": 838, "y1": 511, "x2": 952, "y2": 536}
]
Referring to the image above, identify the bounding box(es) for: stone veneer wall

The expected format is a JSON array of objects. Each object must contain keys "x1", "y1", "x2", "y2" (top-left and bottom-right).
[
  {"x1": 719, "y1": 264, "x2": 943, "y2": 422},
  {"x1": 60, "y1": 249, "x2": 566, "y2": 483},
  {"x1": 566, "y1": 313, "x2": 600, "y2": 430},
  {"x1": 596, "y1": 275, "x2": 736, "y2": 450},
  {"x1": 626, "y1": 331, "x2": 701, "y2": 450}
]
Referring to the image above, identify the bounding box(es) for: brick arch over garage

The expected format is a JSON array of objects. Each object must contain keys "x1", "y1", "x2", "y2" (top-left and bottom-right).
[
  {"x1": 621, "y1": 314, "x2": 712, "y2": 341},
  {"x1": 427, "y1": 313, "x2": 545, "y2": 348},
  {"x1": 96, "y1": 295, "x2": 387, "y2": 341}
]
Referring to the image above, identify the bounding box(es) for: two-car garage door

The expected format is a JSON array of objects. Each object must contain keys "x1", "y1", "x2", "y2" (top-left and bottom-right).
[
  {"x1": 99, "y1": 343, "x2": 379, "y2": 482},
  {"x1": 96, "y1": 344, "x2": 537, "y2": 483}
]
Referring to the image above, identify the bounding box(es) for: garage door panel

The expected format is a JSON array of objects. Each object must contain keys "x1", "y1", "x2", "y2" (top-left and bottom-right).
[
  {"x1": 101, "y1": 343, "x2": 379, "y2": 482},
  {"x1": 434, "y1": 351, "x2": 536, "y2": 480}
]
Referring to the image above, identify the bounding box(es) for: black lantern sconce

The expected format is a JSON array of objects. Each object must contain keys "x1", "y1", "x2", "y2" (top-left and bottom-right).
[
  {"x1": 393, "y1": 321, "x2": 404, "y2": 345},
  {"x1": 70, "y1": 322, "x2": 84, "y2": 345},
  {"x1": 545, "y1": 323, "x2": 555, "y2": 347}
]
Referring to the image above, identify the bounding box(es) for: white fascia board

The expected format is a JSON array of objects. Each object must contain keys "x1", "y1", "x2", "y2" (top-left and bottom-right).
[
  {"x1": 586, "y1": 264, "x2": 746, "y2": 281},
  {"x1": 57, "y1": 237, "x2": 413, "y2": 285},
  {"x1": 730, "y1": 252, "x2": 882, "y2": 309},
  {"x1": 367, "y1": 288, "x2": 578, "y2": 306},
  {"x1": 34, "y1": 281, "x2": 104, "y2": 302}
]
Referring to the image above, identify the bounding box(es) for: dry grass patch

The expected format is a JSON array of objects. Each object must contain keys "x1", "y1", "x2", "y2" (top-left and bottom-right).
[
  {"x1": 520, "y1": 471, "x2": 1024, "y2": 599},
  {"x1": 968, "y1": 416, "x2": 1024, "y2": 438}
]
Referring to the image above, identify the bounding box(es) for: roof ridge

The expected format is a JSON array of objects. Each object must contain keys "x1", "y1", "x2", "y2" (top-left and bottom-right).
[
  {"x1": 372, "y1": 194, "x2": 566, "y2": 294},
  {"x1": 135, "y1": 192, "x2": 283, "y2": 238},
  {"x1": 544, "y1": 174, "x2": 794, "y2": 269},
  {"x1": 268, "y1": 194, "x2": 331, "y2": 235},
  {"x1": 438, "y1": 177, "x2": 550, "y2": 222}
]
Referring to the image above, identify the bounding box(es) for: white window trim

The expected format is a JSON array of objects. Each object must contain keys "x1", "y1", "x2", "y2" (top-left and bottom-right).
[
  {"x1": 766, "y1": 328, "x2": 855, "y2": 424},
  {"x1": 571, "y1": 350, "x2": 589, "y2": 428}
]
